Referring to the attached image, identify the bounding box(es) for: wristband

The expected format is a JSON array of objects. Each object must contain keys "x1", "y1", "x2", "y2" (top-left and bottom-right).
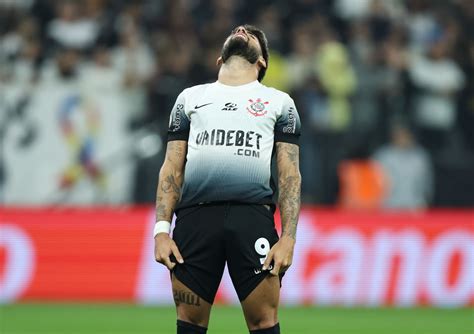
[{"x1": 153, "y1": 220, "x2": 171, "y2": 237}]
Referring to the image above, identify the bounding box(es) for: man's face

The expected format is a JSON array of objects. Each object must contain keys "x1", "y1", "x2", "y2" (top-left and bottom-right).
[{"x1": 221, "y1": 26, "x2": 263, "y2": 64}]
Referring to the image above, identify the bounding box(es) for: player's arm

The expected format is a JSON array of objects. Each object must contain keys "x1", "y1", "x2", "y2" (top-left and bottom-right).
[
  {"x1": 156, "y1": 140, "x2": 187, "y2": 222},
  {"x1": 263, "y1": 95, "x2": 301, "y2": 276},
  {"x1": 154, "y1": 140, "x2": 187, "y2": 270},
  {"x1": 263, "y1": 142, "x2": 301, "y2": 276},
  {"x1": 154, "y1": 91, "x2": 190, "y2": 270},
  {"x1": 276, "y1": 142, "x2": 301, "y2": 240}
]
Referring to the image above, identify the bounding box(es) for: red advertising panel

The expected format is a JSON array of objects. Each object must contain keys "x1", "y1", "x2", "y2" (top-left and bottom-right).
[
  {"x1": 1, "y1": 207, "x2": 473, "y2": 306},
  {"x1": 282, "y1": 209, "x2": 474, "y2": 307},
  {"x1": 1, "y1": 207, "x2": 150, "y2": 301}
]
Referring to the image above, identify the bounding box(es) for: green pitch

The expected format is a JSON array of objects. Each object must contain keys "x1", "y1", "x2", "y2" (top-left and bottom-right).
[{"x1": 1, "y1": 304, "x2": 472, "y2": 334}]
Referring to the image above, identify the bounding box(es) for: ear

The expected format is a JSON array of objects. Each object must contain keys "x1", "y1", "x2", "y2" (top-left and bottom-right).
[
  {"x1": 216, "y1": 56, "x2": 223, "y2": 66},
  {"x1": 257, "y1": 56, "x2": 267, "y2": 69}
]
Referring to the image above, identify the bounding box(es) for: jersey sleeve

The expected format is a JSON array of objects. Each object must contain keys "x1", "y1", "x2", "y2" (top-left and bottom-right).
[
  {"x1": 274, "y1": 95, "x2": 301, "y2": 145},
  {"x1": 167, "y1": 91, "x2": 191, "y2": 141}
]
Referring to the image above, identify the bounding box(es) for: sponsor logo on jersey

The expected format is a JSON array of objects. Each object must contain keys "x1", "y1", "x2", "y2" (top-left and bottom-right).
[
  {"x1": 282, "y1": 106, "x2": 297, "y2": 133},
  {"x1": 170, "y1": 104, "x2": 184, "y2": 132},
  {"x1": 194, "y1": 102, "x2": 213, "y2": 109},
  {"x1": 222, "y1": 102, "x2": 238, "y2": 111},
  {"x1": 195, "y1": 129, "x2": 262, "y2": 158},
  {"x1": 247, "y1": 98, "x2": 269, "y2": 117}
]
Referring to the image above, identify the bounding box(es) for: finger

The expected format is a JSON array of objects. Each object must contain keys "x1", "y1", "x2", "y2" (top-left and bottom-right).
[
  {"x1": 171, "y1": 242, "x2": 184, "y2": 264},
  {"x1": 280, "y1": 263, "x2": 290, "y2": 273},
  {"x1": 270, "y1": 261, "x2": 281, "y2": 276},
  {"x1": 162, "y1": 256, "x2": 176, "y2": 270},
  {"x1": 262, "y1": 250, "x2": 274, "y2": 270}
]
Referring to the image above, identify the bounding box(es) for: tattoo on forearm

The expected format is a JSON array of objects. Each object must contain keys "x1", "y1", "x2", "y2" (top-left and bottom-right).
[
  {"x1": 161, "y1": 175, "x2": 181, "y2": 194},
  {"x1": 156, "y1": 196, "x2": 167, "y2": 218},
  {"x1": 286, "y1": 147, "x2": 298, "y2": 168},
  {"x1": 277, "y1": 143, "x2": 301, "y2": 240},
  {"x1": 156, "y1": 174, "x2": 181, "y2": 221},
  {"x1": 173, "y1": 289, "x2": 201, "y2": 307},
  {"x1": 279, "y1": 175, "x2": 301, "y2": 239},
  {"x1": 156, "y1": 141, "x2": 187, "y2": 222}
]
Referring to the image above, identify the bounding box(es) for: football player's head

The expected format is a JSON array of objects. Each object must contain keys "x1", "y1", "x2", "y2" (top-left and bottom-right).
[{"x1": 219, "y1": 25, "x2": 269, "y2": 82}]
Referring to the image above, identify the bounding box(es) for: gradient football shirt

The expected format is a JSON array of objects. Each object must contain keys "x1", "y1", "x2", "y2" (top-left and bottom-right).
[{"x1": 167, "y1": 80, "x2": 301, "y2": 208}]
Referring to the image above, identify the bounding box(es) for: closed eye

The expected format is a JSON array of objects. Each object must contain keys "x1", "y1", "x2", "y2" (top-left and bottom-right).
[{"x1": 248, "y1": 33, "x2": 257, "y2": 40}]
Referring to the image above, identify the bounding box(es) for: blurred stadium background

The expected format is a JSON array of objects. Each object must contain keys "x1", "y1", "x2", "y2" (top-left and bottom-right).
[{"x1": 0, "y1": 0, "x2": 473, "y2": 333}]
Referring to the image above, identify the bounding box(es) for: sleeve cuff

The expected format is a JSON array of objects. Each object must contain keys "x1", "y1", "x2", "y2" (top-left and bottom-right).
[
  {"x1": 274, "y1": 132, "x2": 300, "y2": 145},
  {"x1": 168, "y1": 131, "x2": 189, "y2": 141}
]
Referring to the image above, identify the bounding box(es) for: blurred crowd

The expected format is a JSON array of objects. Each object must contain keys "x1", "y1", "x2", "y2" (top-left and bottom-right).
[{"x1": 1, "y1": 0, "x2": 473, "y2": 208}]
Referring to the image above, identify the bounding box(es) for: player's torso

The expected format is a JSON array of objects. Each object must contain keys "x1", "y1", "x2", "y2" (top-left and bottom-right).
[
  {"x1": 186, "y1": 87, "x2": 278, "y2": 158},
  {"x1": 179, "y1": 82, "x2": 282, "y2": 207}
]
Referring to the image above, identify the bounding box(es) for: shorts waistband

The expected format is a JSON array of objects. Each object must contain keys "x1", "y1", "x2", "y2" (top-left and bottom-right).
[{"x1": 178, "y1": 201, "x2": 275, "y2": 213}]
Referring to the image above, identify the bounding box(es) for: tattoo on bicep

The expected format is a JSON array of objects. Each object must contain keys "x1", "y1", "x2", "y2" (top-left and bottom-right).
[{"x1": 173, "y1": 289, "x2": 201, "y2": 307}]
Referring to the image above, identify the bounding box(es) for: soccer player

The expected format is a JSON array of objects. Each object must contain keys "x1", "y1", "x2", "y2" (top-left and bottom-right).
[{"x1": 154, "y1": 25, "x2": 301, "y2": 334}]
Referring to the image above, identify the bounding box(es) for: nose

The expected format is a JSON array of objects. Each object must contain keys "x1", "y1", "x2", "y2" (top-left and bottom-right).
[{"x1": 235, "y1": 26, "x2": 246, "y2": 34}]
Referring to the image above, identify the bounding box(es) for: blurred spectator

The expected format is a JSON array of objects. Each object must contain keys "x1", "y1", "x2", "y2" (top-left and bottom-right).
[
  {"x1": 409, "y1": 37, "x2": 465, "y2": 154},
  {"x1": 0, "y1": 16, "x2": 38, "y2": 62},
  {"x1": 293, "y1": 18, "x2": 357, "y2": 204},
  {"x1": 261, "y1": 50, "x2": 290, "y2": 93},
  {"x1": 198, "y1": 0, "x2": 238, "y2": 47},
  {"x1": 47, "y1": 0, "x2": 99, "y2": 50},
  {"x1": 255, "y1": 4, "x2": 285, "y2": 53},
  {"x1": 10, "y1": 37, "x2": 42, "y2": 85},
  {"x1": 0, "y1": 0, "x2": 34, "y2": 10},
  {"x1": 349, "y1": 20, "x2": 378, "y2": 134},
  {"x1": 112, "y1": 23, "x2": 154, "y2": 87},
  {"x1": 405, "y1": 0, "x2": 438, "y2": 53},
  {"x1": 316, "y1": 24, "x2": 356, "y2": 132},
  {"x1": 334, "y1": 0, "x2": 373, "y2": 20},
  {"x1": 41, "y1": 47, "x2": 81, "y2": 83},
  {"x1": 134, "y1": 34, "x2": 194, "y2": 203},
  {"x1": 1, "y1": 0, "x2": 473, "y2": 206},
  {"x1": 373, "y1": 123, "x2": 433, "y2": 209},
  {"x1": 112, "y1": 21, "x2": 154, "y2": 123},
  {"x1": 458, "y1": 40, "x2": 474, "y2": 152},
  {"x1": 335, "y1": 0, "x2": 404, "y2": 21},
  {"x1": 286, "y1": 26, "x2": 316, "y2": 91},
  {"x1": 82, "y1": 46, "x2": 121, "y2": 96}
]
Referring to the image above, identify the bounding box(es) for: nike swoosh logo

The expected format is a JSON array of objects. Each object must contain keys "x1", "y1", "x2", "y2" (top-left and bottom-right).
[{"x1": 194, "y1": 103, "x2": 213, "y2": 109}]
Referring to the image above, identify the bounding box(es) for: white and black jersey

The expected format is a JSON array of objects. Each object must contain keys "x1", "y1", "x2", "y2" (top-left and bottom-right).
[{"x1": 167, "y1": 80, "x2": 301, "y2": 208}]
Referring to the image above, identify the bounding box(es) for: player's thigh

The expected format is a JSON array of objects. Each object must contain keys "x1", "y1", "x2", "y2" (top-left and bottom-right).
[
  {"x1": 172, "y1": 273, "x2": 212, "y2": 327},
  {"x1": 241, "y1": 274, "x2": 280, "y2": 329},
  {"x1": 226, "y1": 204, "x2": 279, "y2": 301},
  {"x1": 172, "y1": 204, "x2": 226, "y2": 305}
]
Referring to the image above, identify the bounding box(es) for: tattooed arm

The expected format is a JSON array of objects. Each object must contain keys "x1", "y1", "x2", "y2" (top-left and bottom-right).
[
  {"x1": 276, "y1": 142, "x2": 301, "y2": 240},
  {"x1": 263, "y1": 142, "x2": 301, "y2": 275},
  {"x1": 156, "y1": 140, "x2": 187, "y2": 222},
  {"x1": 154, "y1": 140, "x2": 187, "y2": 270}
]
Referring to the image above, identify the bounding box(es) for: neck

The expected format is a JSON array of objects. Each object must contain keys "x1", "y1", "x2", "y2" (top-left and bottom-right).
[{"x1": 218, "y1": 56, "x2": 259, "y2": 86}]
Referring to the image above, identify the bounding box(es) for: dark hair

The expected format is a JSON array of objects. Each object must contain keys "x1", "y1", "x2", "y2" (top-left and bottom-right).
[{"x1": 242, "y1": 24, "x2": 269, "y2": 82}]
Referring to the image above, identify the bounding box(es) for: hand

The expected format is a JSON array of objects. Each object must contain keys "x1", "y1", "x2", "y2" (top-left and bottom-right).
[
  {"x1": 154, "y1": 233, "x2": 184, "y2": 270},
  {"x1": 262, "y1": 236, "x2": 295, "y2": 276}
]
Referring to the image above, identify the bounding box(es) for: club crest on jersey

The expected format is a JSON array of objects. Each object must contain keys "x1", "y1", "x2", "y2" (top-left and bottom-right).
[{"x1": 247, "y1": 98, "x2": 269, "y2": 117}]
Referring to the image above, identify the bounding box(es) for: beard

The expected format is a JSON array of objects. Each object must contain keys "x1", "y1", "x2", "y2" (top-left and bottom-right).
[{"x1": 221, "y1": 36, "x2": 260, "y2": 64}]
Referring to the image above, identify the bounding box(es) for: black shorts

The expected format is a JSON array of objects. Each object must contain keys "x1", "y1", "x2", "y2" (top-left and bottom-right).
[{"x1": 171, "y1": 202, "x2": 280, "y2": 304}]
